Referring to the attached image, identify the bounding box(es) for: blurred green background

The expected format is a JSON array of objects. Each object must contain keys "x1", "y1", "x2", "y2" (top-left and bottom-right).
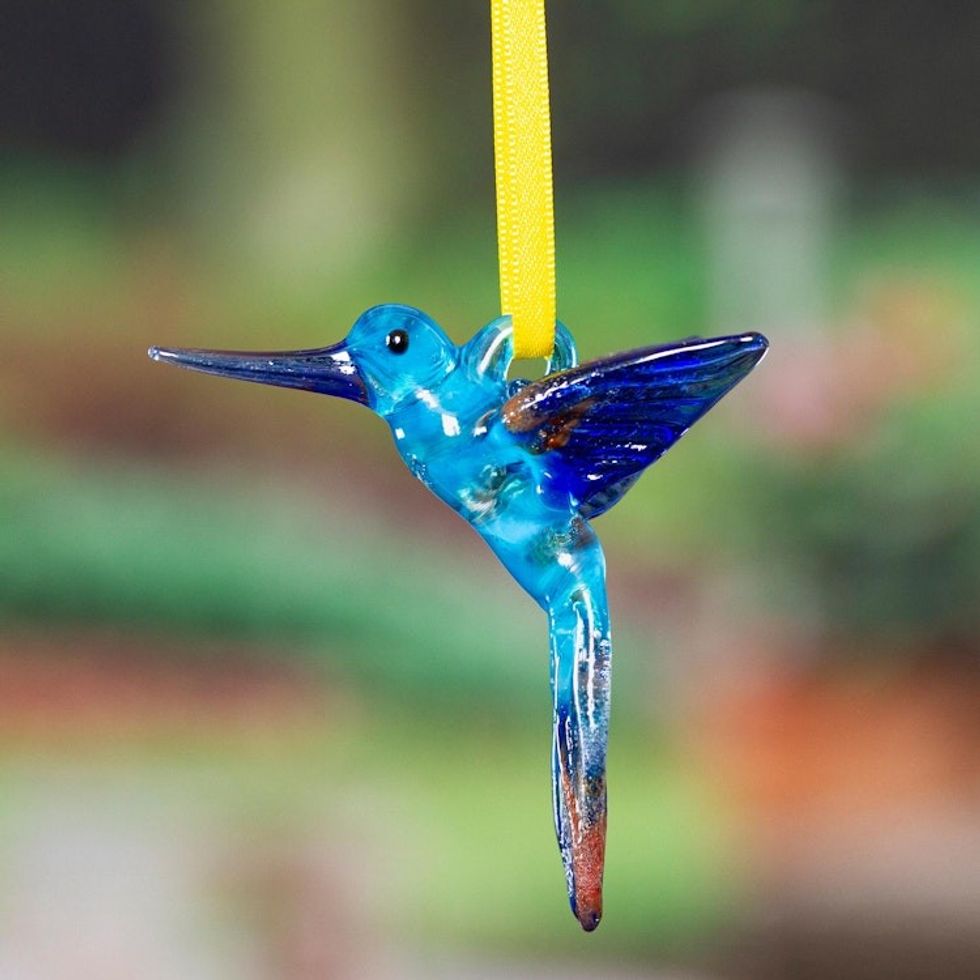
[{"x1": 1, "y1": 2, "x2": 978, "y2": 978}]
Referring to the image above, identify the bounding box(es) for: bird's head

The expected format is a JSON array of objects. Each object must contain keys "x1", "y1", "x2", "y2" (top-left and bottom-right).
[{"x1": 149, "y1": 304, "x2": 458, "y2": 418}]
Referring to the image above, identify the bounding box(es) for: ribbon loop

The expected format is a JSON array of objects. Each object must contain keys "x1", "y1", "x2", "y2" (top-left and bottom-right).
[{"x1": 491, "y1": 0, "x2": 557, "y2": 360}]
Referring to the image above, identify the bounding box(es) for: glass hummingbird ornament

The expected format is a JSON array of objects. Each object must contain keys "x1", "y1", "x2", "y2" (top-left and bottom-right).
[{"x1": 149, "y1": 305, "x2": 767, "y2": 930}]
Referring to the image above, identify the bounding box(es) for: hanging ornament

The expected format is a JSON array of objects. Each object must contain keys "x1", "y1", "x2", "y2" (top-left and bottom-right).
[{"x1": 150, "y1": 0, "x2": 768, "y2": 931}]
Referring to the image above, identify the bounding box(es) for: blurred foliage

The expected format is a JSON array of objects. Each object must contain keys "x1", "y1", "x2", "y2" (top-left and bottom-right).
[
  {"x1": 0, "y1": 447, "x2": 658, "y2": 713},
  {"x1": 4, "y1": 2, "x2": 980, "y2": 204},
  {"x1": 414, "y1": 0, "x2": 980, "y2": 185},
  {"x1": 742, "y1": 385, "x2": 980, "y2": 657},
  {"x1": 1, "y1": 162, "x2": 978, "y2": 667},
  {"x1": 0, "y1": 706, "x2": 738, "y2": 959}
]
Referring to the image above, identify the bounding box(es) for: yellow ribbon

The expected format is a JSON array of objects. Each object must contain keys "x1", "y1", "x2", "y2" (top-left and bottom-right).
[{"x1": 491, "y1": 0, "x2": 556, "y2": 359}]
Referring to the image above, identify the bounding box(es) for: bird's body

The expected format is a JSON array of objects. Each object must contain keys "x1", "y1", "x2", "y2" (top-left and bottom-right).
[
  {"x1": 383, "y1": 319, "x2": 591, "y2": 609},
  {"x1": 378, "y1": 321, "x2": 612, "y2": 927},
  {"x1": 150, "y1": 304, "x2": 767, "y2": 931}
]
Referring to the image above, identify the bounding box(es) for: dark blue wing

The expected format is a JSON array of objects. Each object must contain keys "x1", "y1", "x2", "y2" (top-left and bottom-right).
[{"x1": 502, "y1": 333, "x2": 768, "y2": 518}]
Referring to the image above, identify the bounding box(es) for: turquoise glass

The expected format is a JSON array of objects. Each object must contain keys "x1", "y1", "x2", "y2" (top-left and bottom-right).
[{"x1": 150, "y1": 304, "x2": 767, "y2": 930}]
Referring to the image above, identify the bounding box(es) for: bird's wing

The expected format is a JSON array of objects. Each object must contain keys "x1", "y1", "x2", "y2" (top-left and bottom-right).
[{"x1": 502, "y1": 333, "x2": 768, "y2": 518}]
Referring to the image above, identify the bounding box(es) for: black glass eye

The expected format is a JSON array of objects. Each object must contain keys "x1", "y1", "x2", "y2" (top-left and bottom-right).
[{"x1": 386, "y1": 329, "x2": 409, "y2": 354}]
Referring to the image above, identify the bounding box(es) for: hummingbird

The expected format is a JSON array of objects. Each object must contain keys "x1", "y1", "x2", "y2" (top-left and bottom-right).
[{"x1": 149, "y1": 304, "x2": 767, "y2": 931}]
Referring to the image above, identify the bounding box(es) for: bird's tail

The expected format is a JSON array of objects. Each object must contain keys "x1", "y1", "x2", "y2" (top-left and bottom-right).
[{"x1": 547, "y1": 581, "x2": 612, "y2": 931}]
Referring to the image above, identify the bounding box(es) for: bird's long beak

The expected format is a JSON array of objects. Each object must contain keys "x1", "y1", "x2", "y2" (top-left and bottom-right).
[{"x1": 147, "y1": 340, "x2": 369, "y2": 405}]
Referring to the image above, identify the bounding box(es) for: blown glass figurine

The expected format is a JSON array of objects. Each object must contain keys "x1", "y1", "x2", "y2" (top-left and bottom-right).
[{"x1": 150, "y1": 305, "x2": 767, "y2": 930}]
